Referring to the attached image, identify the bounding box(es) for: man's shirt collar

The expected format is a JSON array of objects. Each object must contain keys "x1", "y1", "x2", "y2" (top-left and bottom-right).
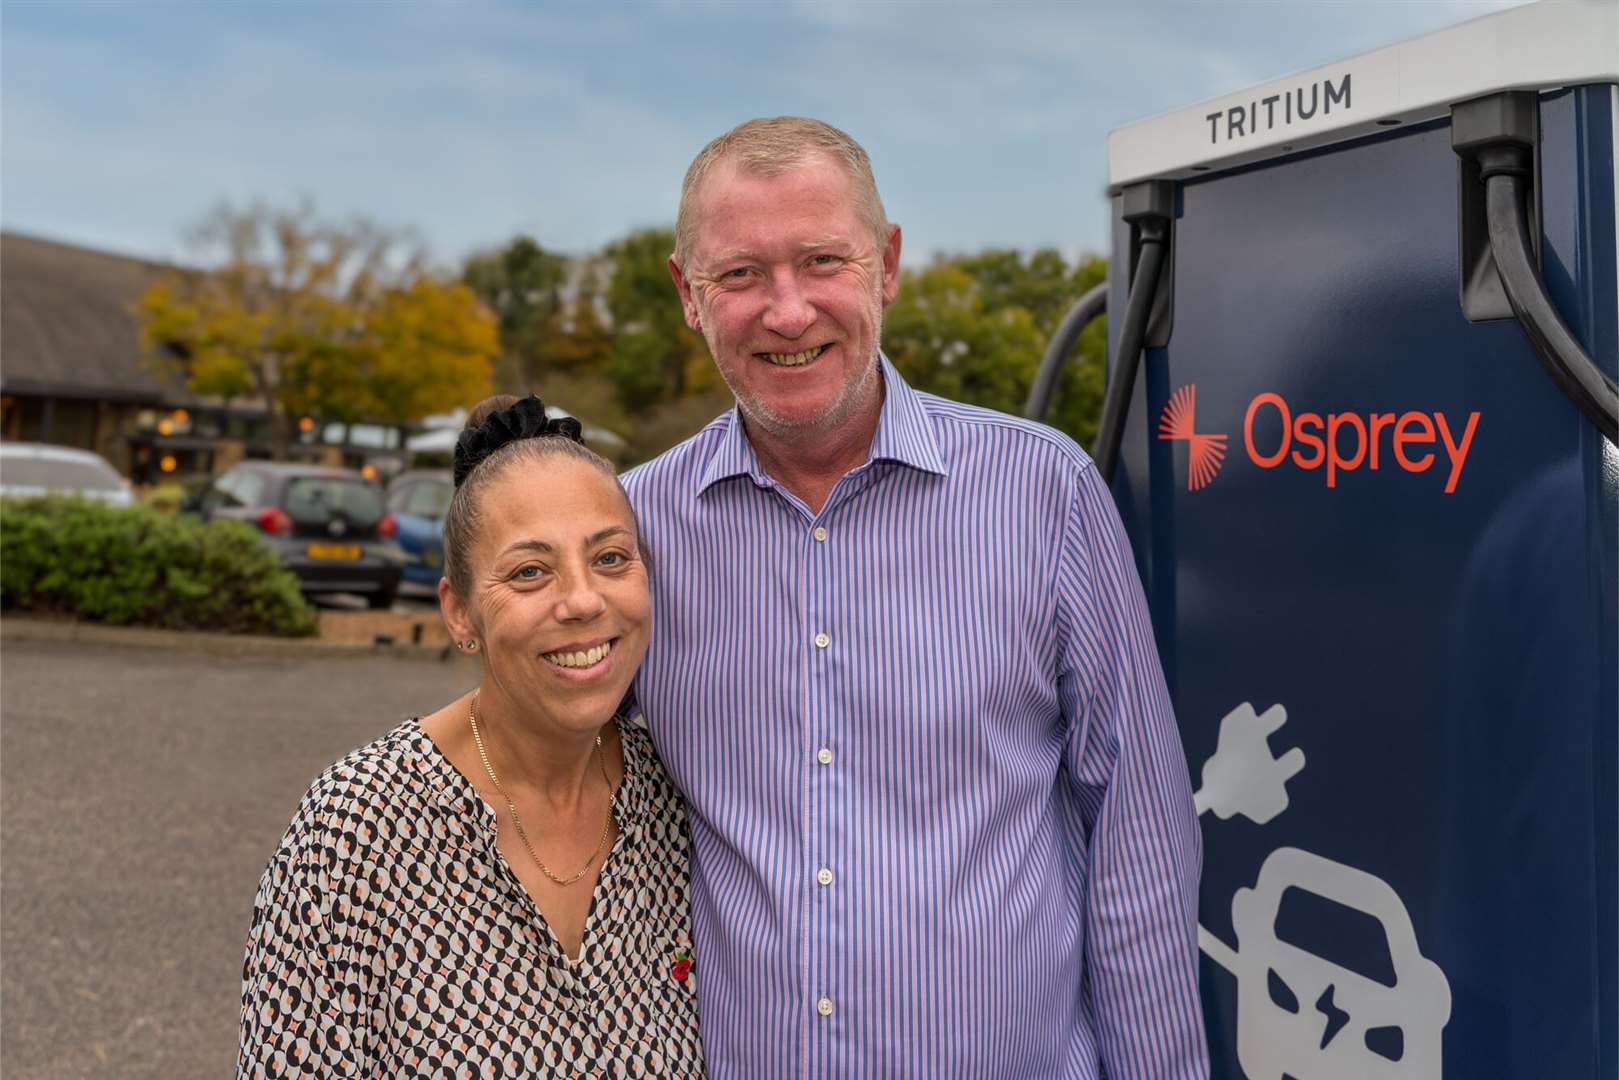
[{"x1": 696, "y1": 354, "x2": 948, "y2": 496}]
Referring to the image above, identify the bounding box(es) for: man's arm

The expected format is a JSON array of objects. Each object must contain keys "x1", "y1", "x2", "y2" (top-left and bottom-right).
[{"x1": 1055, "y1": 463, "x2": 1209, "y2": 1080}]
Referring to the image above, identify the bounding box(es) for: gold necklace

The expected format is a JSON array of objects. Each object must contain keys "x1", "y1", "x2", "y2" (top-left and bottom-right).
[{"x1": 467, "y1": 690, "x2": 615, "y2": 887}]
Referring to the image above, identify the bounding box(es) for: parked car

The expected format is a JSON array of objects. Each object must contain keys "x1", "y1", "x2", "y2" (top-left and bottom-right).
[
  {"x1": 0, "y1": 442, "x2": 133, "y2": 506},
  {"x1": 385, "y1": 469, "x2": 453, "y2": 588},
  {"x1": 185, "y1": 462, "x2": 404, "y2": 608}
]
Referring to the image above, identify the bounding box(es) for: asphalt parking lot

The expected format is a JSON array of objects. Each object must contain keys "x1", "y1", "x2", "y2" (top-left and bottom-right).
[{"x1": 0, "y1": 636, "x2": 476, "y2": 1079}]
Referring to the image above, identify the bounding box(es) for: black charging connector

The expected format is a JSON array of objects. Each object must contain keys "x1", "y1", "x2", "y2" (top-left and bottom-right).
[
  {"x1": 1454, "y1": 92, "x2": 1539, "y2": 322},
  {"x1": 1093, "y1": 180, "x2": 1176, "y2": 482},
  {"x1": 1452, "y1": 91, "x2": 1618, "y2": 446}
]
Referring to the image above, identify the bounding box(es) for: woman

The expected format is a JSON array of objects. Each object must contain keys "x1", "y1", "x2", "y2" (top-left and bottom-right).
[{"x1": 239, "y1": 395, "x2": 704, "y2": 1077}]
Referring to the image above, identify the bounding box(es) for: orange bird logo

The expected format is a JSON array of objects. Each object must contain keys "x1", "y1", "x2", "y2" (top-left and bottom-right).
[{"x1": 1158, "y1": 384, "x2": 1228, "y2": 491}]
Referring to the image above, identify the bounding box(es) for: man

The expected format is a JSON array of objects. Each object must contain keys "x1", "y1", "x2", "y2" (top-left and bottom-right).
[{"x1": 622, "y1": 117, "x2": 1208, "y2": 1079}]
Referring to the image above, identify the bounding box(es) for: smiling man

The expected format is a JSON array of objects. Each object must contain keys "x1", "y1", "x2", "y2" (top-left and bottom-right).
[{"x1": 622, "y1": 117, "x2": 1208, "y2": 1079}]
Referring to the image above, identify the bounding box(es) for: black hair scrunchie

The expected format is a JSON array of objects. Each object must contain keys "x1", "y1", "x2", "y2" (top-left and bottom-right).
[{"x1": 452, "y1": 396, "x2": 586, "y2": 488}]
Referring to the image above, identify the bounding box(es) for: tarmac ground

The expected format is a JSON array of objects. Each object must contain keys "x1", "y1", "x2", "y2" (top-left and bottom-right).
[{"x1": 0, "y1": 631, "x2": 476, "y2": 1079}]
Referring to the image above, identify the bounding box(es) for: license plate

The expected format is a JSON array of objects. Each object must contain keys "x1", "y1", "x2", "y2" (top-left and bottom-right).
[{"x1": 307, "y1": 543, "x2": 362, "y2": 560}]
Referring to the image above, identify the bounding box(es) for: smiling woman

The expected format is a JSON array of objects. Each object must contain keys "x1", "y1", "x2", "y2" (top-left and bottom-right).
[{"x1": 238, "y1": 395, "x2": 705, "y2": 1077}]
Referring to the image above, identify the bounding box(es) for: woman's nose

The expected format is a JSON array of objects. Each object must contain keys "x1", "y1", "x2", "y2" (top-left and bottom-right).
[{"x1": 555, "y1": 573, "x2": 607, "y2": 621}]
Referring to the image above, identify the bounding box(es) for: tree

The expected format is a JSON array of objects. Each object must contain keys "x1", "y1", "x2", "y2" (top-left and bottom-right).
[
  {"x1": 882, "y1": 261, "x2": 1046, "y2": 419},
  {"x1": 956, "y1": 248, "x2": 1079, "y2": 333},
  {"x1": 136, "y1": 201, "x2": 496, "y2": 457},
  {"x1": 547, "y1": 260, "x2": 615, "y2": 375},
  {"x1": 357, "y1": 278, "x2": 500, "y2": 424},
  {"x1": 603, "y1": 228, "x2": 713, "y2": 412},
  {"x1": 1043, "y1": 254, "x2": 1108, "y2": 450},
  {"x1": 881, "y1": 250, "x2": 1109, "y2": 448},
  {"x1": 461, "y1": 235, "x2": 570, "y2": 391}
]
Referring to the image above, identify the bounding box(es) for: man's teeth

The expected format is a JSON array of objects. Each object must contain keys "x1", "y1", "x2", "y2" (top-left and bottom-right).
[
  {"x1": 763, "y1": 345, "x2": 825, "y2": 367},
  {"x1": 543, "y1": 642, "x2": 612, "y2": 668}
]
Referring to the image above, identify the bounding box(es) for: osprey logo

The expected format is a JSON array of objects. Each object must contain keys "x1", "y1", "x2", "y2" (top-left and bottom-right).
[
  {"x1": 1159, "y1": 384, "x2": 1228, "y2": 491},
  {"x1": 1156, "y1": 384, "x2": 1482, "y2": 494}
]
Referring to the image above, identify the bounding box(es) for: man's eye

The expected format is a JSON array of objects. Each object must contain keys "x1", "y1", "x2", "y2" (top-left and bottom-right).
[
  {"x1": 810, "y1": 254, "x2": 841, "y2": 267},
  {"x1": 722, "y1": 267, "x2": 750, "y2": 279}
]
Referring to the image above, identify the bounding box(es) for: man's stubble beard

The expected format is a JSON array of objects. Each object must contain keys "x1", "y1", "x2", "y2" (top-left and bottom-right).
[{"x1": 706, "y1": 291, "x2": 886, "y2": 446}]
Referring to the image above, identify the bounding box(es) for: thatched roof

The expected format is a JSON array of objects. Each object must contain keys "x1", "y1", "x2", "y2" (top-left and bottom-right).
[{"x1": 0, "y1": 231, "x2": 198, "y2": 404}]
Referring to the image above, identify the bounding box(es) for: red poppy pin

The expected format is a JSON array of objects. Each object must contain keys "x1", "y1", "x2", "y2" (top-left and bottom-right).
[{"x1": 670, "y1": 949, "x2": 694, "y2": 983}]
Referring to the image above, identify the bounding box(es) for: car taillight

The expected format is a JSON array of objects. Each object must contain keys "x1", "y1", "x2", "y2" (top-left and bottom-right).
[
  {"x1": 378, "y1": 512, "x2": 398, "y2": 539},
  {"x1": 257, "y1": 507, "x2": 293, "y2": 536}
]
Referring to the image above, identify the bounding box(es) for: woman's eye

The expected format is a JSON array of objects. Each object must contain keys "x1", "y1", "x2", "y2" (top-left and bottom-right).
[
  {"x1": 513, "y1": 565, "x2": 542, "y2": 580},
  {"x1": 598, "y1": 551, "x2": 627, "y2": 567}
]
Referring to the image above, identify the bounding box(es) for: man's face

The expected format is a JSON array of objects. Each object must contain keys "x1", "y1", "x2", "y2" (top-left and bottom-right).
[{"x1": 671, "y1": 154, "x2": 902, "y2": 448}]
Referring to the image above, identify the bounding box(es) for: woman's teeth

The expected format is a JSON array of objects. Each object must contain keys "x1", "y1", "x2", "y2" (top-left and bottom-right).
[
  {"x1": 763, "y1": 344, "x2": 826, "y2": 367},
  {"x1": 543, "y1": 641, "x2": 612, "y2": 668}
]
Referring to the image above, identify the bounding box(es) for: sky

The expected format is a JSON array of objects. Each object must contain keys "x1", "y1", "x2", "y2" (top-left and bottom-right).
[{"x1": 2, "y1": 0, "x2": 1532, "y2": 271}]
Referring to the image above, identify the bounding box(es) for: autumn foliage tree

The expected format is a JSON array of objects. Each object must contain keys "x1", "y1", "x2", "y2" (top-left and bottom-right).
[
  {"x1": 884, "y1": 249, "x2": 1108, "y2": 447},
  {"x1": 136, "y1": 201, "x2": 496, "y2": 457}
]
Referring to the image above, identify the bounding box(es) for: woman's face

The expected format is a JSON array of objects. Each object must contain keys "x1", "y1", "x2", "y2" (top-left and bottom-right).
[{"x1": 445, "y1": 456, "x2": 650, "y2": 737}]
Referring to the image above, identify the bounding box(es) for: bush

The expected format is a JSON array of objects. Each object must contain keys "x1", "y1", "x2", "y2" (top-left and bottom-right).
[
  {"x1": 1, "y1": 496, "x2": 318, "y2": 637},
  {"x1": 139, "y1": 482, "x2": 188, "y2": 514}
]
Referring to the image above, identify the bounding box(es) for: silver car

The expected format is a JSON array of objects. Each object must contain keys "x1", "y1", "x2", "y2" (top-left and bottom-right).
[{"x1": 0, "y1": 442, "x2": 133, "y2": 506}]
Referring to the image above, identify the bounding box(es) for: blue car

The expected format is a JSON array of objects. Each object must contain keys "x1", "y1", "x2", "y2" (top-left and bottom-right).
[{"x1": 385, "y1": 470, "x2": 453, "y2": 588}]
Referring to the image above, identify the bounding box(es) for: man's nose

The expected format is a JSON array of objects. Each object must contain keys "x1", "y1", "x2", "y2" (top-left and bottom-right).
[{"x1": 760, "y1": 271, "x2": 815, "y2": 339}]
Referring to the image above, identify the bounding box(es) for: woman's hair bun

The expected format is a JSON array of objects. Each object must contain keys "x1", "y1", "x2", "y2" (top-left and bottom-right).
[{"x1": 452, "y1": 395, "x2": 586, "y2": 487}]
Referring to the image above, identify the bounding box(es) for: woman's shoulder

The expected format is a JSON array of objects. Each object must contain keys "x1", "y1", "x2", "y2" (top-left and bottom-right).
[{"x1": 276, "y1": 718, "x2": 450, "y2": 859}]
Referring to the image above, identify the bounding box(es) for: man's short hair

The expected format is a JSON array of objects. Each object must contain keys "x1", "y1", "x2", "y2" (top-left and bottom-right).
[{"x1": 673, "y1": 116, "x2": 890, "y2": 270}]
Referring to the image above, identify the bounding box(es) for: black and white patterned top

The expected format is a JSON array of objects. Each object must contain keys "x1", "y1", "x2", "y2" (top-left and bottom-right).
[{"x1": 239, "y1": 716, "x2": 705, "y2": 1078}]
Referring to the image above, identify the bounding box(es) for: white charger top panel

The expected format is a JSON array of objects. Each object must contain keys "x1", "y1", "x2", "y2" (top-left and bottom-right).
[{"x1": 1107, "y1": 0, "x2": 1619, "y2": 191}]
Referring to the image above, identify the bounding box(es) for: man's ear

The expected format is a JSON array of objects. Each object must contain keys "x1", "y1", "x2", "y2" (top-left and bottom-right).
[
  {"x1": 669, "y1": 257, "x2": 703, "y2": 332},
  {"x1": 440, "y1": 577, "x2": 476, "y2": 647},
  {"x1": 880, "y1": 224, "x2": 903, "y2": 306}
]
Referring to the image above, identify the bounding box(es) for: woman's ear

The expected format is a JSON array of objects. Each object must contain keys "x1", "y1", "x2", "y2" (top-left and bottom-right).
[{"x1": 440, "y1": 577, "x2": 477, "y2": 649}]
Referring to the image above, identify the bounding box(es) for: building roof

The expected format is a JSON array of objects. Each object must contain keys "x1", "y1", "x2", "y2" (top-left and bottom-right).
[{"x1": 1, "y1": 230, "x2": 199, "y2": 404}]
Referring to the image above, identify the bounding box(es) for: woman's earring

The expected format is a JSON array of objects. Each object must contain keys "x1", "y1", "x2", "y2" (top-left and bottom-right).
[{"x1": 463, "y1": 640, "x2": 478, "y2": 652}]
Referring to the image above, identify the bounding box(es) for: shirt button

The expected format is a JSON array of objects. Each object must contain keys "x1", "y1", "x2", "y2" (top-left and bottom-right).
[
  {"x1": 812, "y1": 526, "x2": 829, "y2": 542},
  {"x1": 816, "y1": 747, "x2": 833, "y2": 765},
  {"x1": 813, "y1": 632, "x2": 830, "y2": 649},
  {"x1": 816, "y1": 867, "x2": 834, "y2": 886},
  {"x1": 816, "y1": 996, "x2": 834, "y2": 1017}
]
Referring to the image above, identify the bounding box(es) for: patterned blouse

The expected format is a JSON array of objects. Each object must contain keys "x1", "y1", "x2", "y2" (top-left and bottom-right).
[{"x1": 239, "y1": 716, "x2": 705, "y2": 1077}]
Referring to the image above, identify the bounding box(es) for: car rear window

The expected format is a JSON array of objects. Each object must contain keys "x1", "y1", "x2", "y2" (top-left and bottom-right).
[
  {"x1": 284, "y1": 478, "x2": 385, "y2": 526},
  {"x1": 404, "y1": 481, "x2": 453, "y2": 518},
  {"x1": 0, "y1": 454, "x2": 123, "y2": 492}
]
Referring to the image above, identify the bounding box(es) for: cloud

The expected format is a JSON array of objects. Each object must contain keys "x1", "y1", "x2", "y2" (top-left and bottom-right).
[{"x1": 1, "y1": 0, "x2": 1536, "y2": 265}]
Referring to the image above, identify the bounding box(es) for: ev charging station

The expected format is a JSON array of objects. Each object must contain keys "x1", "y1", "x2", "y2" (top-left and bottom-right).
[{"x1": 1069, "y1": 3, "x2": 1617, "y2": 1077}]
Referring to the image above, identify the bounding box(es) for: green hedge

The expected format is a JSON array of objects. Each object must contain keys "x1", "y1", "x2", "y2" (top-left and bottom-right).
[{"x1": 1, "y1": 496, "x2": 318, "y2": 637}]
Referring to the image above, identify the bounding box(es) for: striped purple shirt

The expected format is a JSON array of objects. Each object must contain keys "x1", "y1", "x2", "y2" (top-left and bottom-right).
[{"x1": 622, "y1": 359, "x2": 1208, "y2": 1079}]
